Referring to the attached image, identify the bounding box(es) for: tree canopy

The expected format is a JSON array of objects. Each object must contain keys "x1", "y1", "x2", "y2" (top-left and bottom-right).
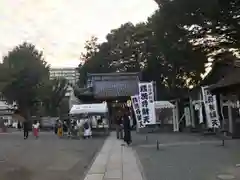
[
  {"x1": 78, "y1": 0, "x2": 240, "y2": 99},
  {"x1": 39, "y1": 77, "x2": 69, "y2": 117},
  {"x1": 0, "y1": 42, "x2": 69, "y2": 119},
  {"x1": 0, "y1": 42, "x2": 49, "y2": 119}
]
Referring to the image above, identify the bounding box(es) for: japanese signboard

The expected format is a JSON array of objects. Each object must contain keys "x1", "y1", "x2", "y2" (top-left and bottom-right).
[
  {"x1": 131, "y1": 95, "x2": 145, "y2": 128},
  {"x1": 201, "y1": 86, "x2": 220, "y2": 128},
  {"x1": 138, "y1": 82, "x2": 156, "y2": 125}
]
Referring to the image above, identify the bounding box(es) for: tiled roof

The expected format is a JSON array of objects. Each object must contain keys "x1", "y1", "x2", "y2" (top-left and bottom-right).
[
  {"x1": 93, "y1": 80, "x2": 139, "y2": 98},
  {"x1": 210, "y1": 67, "x2": 240, "y2": 91}
]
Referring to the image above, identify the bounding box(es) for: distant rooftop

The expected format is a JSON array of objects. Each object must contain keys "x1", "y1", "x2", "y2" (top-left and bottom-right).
[
  {"x1": 87, "y1": 72, "x2": 140, "y2": 76},
  {"x1": 50, "y1": 67, "x2": 78, "y2": 70},
  {"x1": 210, "y1": 66, "x2": 240, "y2": 91}
]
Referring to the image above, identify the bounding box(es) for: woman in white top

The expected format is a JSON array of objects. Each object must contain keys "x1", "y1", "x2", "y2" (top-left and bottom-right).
[{"x1": 32, "y1": 121, "x2": 40, "y2": 139}]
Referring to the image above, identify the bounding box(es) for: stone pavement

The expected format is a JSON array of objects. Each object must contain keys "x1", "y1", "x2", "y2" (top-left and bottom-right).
[
  {"x1": 0, "y1": 132, "x2": 106, "y2": 180},
  {"x1": 84, "y1": 133, "x2": 144, "y2": 180},
  {"x1": 132, "y1": 132, "x2": 240, "y2": 180}
]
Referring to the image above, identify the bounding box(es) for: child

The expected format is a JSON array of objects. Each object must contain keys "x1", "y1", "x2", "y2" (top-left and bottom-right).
[
  {"x1": 57, "y1": 122, "x2": 63, "y2": 138},
  {"x1": 83, "y1": 120, "x2": 92, "y2": 139}
]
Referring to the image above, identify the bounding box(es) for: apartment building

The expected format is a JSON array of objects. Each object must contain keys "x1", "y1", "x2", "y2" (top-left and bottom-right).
[{"x1": 50, "y1": 68, "x2": 79, "y2": 85}]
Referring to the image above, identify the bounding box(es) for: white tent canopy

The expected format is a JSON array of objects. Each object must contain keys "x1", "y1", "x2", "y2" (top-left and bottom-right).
[
  {"x1": 69, "y1": 103, "x2": 108, "y2": 114},
  {"x1": 154, "y1": 101, "x2": 174, "y2": 109}
]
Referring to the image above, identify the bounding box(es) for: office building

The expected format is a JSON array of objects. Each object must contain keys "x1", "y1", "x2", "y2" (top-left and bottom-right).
[{"x1": 50, "y1": 68, "x2": 79, "y2": 85}]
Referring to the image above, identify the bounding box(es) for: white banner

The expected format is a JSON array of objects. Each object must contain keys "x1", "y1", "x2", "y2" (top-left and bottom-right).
[
  {"x1": 131, "y1": 95, "x2": 145, "y2": 128},
  {"x1": 201, "y1": 86, "x2": 220, "y2": 128},
  {"x1": 138, "y1": 82, "x2": 156, "y2": 125}
]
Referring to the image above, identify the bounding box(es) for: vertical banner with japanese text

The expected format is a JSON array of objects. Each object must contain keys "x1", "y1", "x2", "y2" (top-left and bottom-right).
[
  {"x1": 201, "y1": 86, "x2": 220, "y2": 128},
  {"x1": 138, "y1": 82, "x2": 156, "y2": 125},
  {"x1": 131, "y1": 95, "x2": 145, "y2": 128}
]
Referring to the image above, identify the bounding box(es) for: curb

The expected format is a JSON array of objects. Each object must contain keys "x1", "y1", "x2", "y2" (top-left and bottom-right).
[
  {"x1": 133, "y1": 147, "x2": 147, "y2": 180},
  {"x1": 81, "y1": 134, "x2": 109, "y2": 180},
  {"x1": 0, "y1": 131, "x2": 21, "y2": 134}
]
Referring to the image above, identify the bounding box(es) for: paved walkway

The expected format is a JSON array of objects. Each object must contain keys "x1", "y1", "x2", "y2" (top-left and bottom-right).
[
  {"x1": 0, "y1": 132, "x2": 106, "y2": 180},
  {"x1": 84, "y1": 134, "x2": 144, "y2": 180},
  {"x1": 132, "y1": 132, "x2": 240, "y2": 180}
]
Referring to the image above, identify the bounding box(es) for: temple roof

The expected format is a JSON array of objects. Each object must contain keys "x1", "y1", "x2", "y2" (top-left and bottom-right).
[
  {"x1": 210, "y1": 66, "x2": 240, "y2": 92},
  {"x1": 93, "y1": 79, "x2": 139, "y2": 98}
]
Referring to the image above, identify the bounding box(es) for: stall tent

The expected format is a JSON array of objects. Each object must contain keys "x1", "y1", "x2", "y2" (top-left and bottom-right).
[
  {"x1": 154, "y1": 101, "x2": 174, "y2": 109},
  {"x1": 154, "y1": 101, "x2": 178, "y2": 132},
  {"x1": 69, "y1": 103, "x2": 108, "y2": 114}
]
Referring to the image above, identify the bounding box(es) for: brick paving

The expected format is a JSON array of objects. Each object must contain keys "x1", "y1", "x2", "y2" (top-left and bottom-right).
[{"x1": 84, "y1": 133, "x2": 144, "y2": 180}]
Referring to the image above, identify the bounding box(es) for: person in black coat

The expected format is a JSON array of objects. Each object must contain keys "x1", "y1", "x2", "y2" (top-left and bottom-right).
[
  {"x1": 23, "y1": 121, "x2": 29, "y2": 139},
  {"x1": 116, "y1": 115, "x2": 123, "y2": 139},
  {"x1": 17, "y1": 122, "x2": 22, "y2": 131},
  {"x1": 54, "y1": 120, "x2": 59, "y2": 134},
  {"x1": 123, "y1": 111, "x2": 132, "y2": 145}
]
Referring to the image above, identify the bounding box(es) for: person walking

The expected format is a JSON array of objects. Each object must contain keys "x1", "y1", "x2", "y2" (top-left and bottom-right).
[
  {"x1": 116, "y1": 115, "x2": 123, "y2": 139},
  {"x1": 32, "y1": 121, "x2": 40, "y2": 139},
  {"x1": 0, "y1": 119, "x2": 5, "y2": 133},
  {"x1": 54, "y1": 120, "x2": 58, "y2": 134},
  {"x1": 63, "y1": 121, "x2": 68, "y2": 137},
  {"x1": 123, "y1": 111, "x2": 132, "y2": 145},
  {"x1": 57, "y1": 121, "x2": 63, "y2": 138},
  {"x1": 23, "y1": 121, "x2": 29, "y2": 139},
  {"x1": 17, "y1": 121, "x2": 22, "y2": 131}
]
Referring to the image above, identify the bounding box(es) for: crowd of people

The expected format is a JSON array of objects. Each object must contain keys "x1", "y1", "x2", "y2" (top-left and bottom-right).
[
  {"x1": 1, "y1": 109, "x2": 132, "y2": 144},
  {"x1": 55, "y1": 117, "x2": 93, "y2": 139}
]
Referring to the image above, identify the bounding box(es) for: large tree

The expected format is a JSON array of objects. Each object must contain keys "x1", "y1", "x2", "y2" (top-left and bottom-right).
[
  {"x1": 78, "y1": 22, "x2": 208, "y2": 99},
  {"x1": 78, "y1": 0, "x2": 240, "y2": 99},
  {"x1": 39, "y1": 77, "x2": 69, "y2": 116},
  {"x1": 0, "y1": 42, "x2": 49, "y2": 120},
  {"x1": 78, "y1": 23, "x2": 155, "y2": 87},
  {"x1": 144, "y1": 6, "x2": 209, "y2": 97},
  {"x1": 154, "y1": 0, "x2": 240, "y2": 59}
]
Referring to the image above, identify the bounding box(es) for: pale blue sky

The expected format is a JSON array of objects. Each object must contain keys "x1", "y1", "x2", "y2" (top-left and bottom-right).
[{"x1": 0, "y1": 0, "x2": 158, "y2": 67}]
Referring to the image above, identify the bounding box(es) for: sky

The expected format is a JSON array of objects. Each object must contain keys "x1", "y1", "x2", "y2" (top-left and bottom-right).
[{"x1": 0, "y1": 0, "x2": 158, "y2": 68}]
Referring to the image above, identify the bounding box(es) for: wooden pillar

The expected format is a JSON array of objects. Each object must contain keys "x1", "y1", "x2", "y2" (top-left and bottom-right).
[
  {"x1": 173, "y1": 100, "x2": 179, "y2": 132},
  {"x1": 189, "y1": 97, "x2": 196, "y2": 128},
  {"x1": 199, "y1": 92, "x2": 204, "y2": 124},
  {"x1": 228, "y1": 100, "x2": 233, "y2": 134}
]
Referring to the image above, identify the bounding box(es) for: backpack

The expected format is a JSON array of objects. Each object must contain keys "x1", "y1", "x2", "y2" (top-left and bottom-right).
[{"x1": 84, "y1": 122, "x2": 89, "y2": 129}]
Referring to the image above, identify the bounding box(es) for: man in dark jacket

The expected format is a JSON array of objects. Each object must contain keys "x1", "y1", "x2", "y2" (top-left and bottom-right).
[
  {"x1": 123, "y1": 111, "x2": 132, "y2": 145},
  {"x1": 23, "y1": 121, "x2": 29, "y2": 139},
  {"x1": 116, "y1": 115, "x2": 123, "y2": 139}
]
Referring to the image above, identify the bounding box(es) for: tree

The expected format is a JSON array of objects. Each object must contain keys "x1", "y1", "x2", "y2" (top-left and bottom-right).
[
  {"x1": 78, "y1": 36, "x2": 101, "y2": 87},
  {"x1": 78, "y1": 0, "x2": 240, "y2": 99},
  {"x1": 144, "y1": 7, "x2": 209, "y2": 98},
  {"x1": 0, "y1": 42, "x2": 49, "y2": 120},
  {"x1": 78, "y1": 23, "x2": 153, "y2": 87},
  {"x1": 39, "y1": 77, "x2": 69, "y2": 117},
  {"x1": 151, "y1": 0, "x2": 240, "y2": 98},
  {"x1": 80, "y1": 36, "x2": 99, "y2": 62},
  {"x1": 78, "y1": 20, "x2": 208, "y2": 99},
  {"x1": 154, "y1": 0, "x2": 240, "y2": 59}
]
